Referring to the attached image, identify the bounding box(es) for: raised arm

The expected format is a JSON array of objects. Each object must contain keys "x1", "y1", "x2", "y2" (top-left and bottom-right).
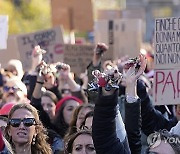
[
  {"x1": 123, "y1": 54, "x2": 147, "y2": 154},
  {"x1": 57, "y1": 63, "x2": 88, "y2": 103},
  {"x1": 137, "y1": 79, "x2": 178, "y2": 136},
  {"x1": 92, "y1": 54, "x2": 147, "y2": 154}
]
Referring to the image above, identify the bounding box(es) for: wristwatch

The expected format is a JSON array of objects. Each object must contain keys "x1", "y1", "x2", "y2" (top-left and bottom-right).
[{"x1": 126, "y1": 95, "x2": 138, "y2": 103}]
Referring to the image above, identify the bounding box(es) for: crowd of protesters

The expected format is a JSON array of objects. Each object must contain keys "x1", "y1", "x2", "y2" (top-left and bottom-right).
[{"x1": 0, "y1": 43, "x2": 179, "y2": 154}]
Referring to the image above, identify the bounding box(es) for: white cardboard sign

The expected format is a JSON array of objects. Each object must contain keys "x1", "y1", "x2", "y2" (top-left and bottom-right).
[
  {"x1": 153, "y1": 17, "x2": 180, "y2": 105},
  {"x1": 0, "y1": 15, "x2": 8, "y2": 50}
]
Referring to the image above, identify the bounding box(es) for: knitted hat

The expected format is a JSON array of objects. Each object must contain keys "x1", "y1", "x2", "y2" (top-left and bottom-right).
[
  {"x1": 0, "y1": 102, "x2": 16, "y2": 116},
  {"x1": 7, "y1": 59, "x2": 24, "y2": 80},
  {"x1": 56, "y1": 96, "x2": 83, "y2": 113}
]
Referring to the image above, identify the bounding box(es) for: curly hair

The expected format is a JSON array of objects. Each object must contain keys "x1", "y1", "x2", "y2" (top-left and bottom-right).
[{"x1": 5, "y1": 103, "x2": 52, "y2": 154}]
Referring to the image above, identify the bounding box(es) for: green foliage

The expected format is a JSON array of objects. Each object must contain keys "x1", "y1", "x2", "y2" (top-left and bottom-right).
[{"x1": 0, "y1": 0, "x2": 51, "y2": 34}]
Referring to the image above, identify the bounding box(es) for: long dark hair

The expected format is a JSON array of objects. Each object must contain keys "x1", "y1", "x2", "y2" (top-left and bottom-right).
[
  {"x1": 53, "y1": 102, "x2": 69, "y2": 138},
  {"x1": 65, "y1": 104, "x2": 94, "y2": 137}
]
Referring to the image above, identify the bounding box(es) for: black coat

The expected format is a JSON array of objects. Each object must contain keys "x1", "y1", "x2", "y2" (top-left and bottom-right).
[
  {"x1": 137, "y1": 80, "x2": 178, "y2": 136},
  {"x1": 92, "y1": 89, "x2": 141, "y2": 154}
]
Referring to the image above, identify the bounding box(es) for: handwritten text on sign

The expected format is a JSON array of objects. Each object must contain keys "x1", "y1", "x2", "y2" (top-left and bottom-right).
[
  {"x1": 153, "y1": 69, "x2": 180, "y2": 105},
  {"x1": 17, "y1": 27, "x2": 64, "y2": 71},
  {"x1": 63, "y1": 44, "x2": 95, "y2": 74},
  {"x1": 155, "y1": 18, "x2": 180, "y2": 69}
]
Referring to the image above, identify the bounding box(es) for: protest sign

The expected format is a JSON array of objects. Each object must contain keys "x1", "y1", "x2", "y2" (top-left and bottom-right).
[
  {"x1": 51, "y1": 0, "x2": 93, "y2": 31},
  {"x1": 153, "y1": 69, "x2": 180, "y2": 105},
  {"x1": 17, "y1": 27, "x2": 64, "y2": 71},
  {"x1": 154, "y1": 17, "x2": 180, "y2": 69},
  {"x1": 0, "y1": 15, "x2": 8, "y2": 50},
  {"x1": 63, "y1": 44, "x2": 95, "y2": 74},
  {"x1": 153, "y1": 17, "x2": 180, "y2": 105},
  {"x1": 94, "y1": 19, "x2": 143, "y2": 61}
]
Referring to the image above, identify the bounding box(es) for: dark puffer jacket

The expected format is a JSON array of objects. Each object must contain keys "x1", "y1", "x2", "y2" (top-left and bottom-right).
[{"x1": 92, "y1": 89, "x2": 141, "y2": 154}]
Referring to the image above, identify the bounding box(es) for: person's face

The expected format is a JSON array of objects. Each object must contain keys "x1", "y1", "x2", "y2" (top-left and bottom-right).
[
  {"x1": 85, "y1": 117, "x2": 93, "y2": 129},
  {"x1": 3, "y1": 81, "x2": 22, "y2": 103},
  {"x1": 41, "y1": 96, "x2": 56, "y2": 120},
  {"x1": 72, "y1": 134, "x2": 96, "y2": 154},
  {"x1": 175, "y1": 105, "x2": 180, "y2": 121},
  {"x1": 63, "y1": 100, "x2": 79, "y2": 125},
  {"x1": 44, "y1": 73, "x2": 56, "y2": 89},
  {"x1": 149, "y1": 141, "x2": 175, "y2": 154},
  {"x1": 8, "y1": 109, "x2": 37, "y2": 145},
  {"x1": 6, "y1": 65, "x2": 17, "y2": 76},
  {"x1": 76, "y1": 108, "x2": 92, "y2": 128}
]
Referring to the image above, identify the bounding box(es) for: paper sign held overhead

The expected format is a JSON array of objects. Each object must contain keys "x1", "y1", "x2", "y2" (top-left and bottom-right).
[
  {"x1": 153, "y1": 69, "x2": 180, "y2": 105},
  {"x1": 0, "y1": 15, "x2": 8, "y2": 50},
  {"x1": 63, "y1": 44, "x2": 95, "y2": 74},
  {"x1": 154, "y1": 17, "x2": 180, "y2": 70},
  {"x1": 153, "y1": 17, "x2": 180, "y2": 105},
  {"x1": 17, "y1": 27, "x2": 64, "y2": 71},
  {"x1": 94, "y1": 19, "x2": 143, "y2": 61}
]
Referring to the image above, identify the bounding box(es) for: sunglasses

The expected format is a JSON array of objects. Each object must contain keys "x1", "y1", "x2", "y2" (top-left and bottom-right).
[
  {"x1": 3, "y1": 86, "x2": 21, "y2": 92},
  {"x1": 8, "y1": 118, "x2": 37, "y2": 127}
]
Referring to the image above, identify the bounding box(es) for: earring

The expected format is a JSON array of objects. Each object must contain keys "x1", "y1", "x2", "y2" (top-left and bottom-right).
[{"x1": 32, "y1": 135, "x2": 36, "y2": 145}]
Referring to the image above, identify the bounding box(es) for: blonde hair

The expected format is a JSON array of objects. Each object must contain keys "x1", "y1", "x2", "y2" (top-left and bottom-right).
[{"x1": 5, "y1": 103, "x2": 52, "y2": 154}]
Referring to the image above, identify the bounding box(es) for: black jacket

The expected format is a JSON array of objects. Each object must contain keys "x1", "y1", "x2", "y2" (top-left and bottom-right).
[
  {"x1": 92, "y1": 89, "x2": 141, "y2": 154},
  {"x1": 137, "y1": 80, "x2": 178, "y2": 136}
]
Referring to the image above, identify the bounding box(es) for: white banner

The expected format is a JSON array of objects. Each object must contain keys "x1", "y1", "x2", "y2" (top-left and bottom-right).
[
  {"x1": 153, "y1": 17, "x2": 180, "y2": 105},
  {"x1": 0, "y1": 15, "x2": 8, "y2": 50}
]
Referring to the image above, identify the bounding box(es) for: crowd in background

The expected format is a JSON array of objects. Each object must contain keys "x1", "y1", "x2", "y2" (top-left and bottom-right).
[{"x1": 0, "y1": 43, "x2": 179, "y2": 154}]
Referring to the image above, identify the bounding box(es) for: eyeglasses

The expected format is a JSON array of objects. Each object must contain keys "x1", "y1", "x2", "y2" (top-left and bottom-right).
[
  {"x1": 8, "y1": 118, "x2": 37, "y2": 127},
  {"x1": 3, "y1": 86, "x2": 21, "y2": 92}
]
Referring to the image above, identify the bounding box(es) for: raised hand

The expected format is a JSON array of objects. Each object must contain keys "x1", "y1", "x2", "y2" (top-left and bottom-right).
[
  {"x1": 93, "y1": 43, "x2": 108, "y2": 66},
  {"x1": 121, "y1": 54, "x2": 147, "y2": 99},
  {"x1": 122, "y1": 54, "x2": 147, "y2": 86},
  {"x1": 31, "y1": 45, "x2": 46, "y2": 72},
  {"x1": 56, "y1": 62, "x2": 71, "y2": 80}
]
